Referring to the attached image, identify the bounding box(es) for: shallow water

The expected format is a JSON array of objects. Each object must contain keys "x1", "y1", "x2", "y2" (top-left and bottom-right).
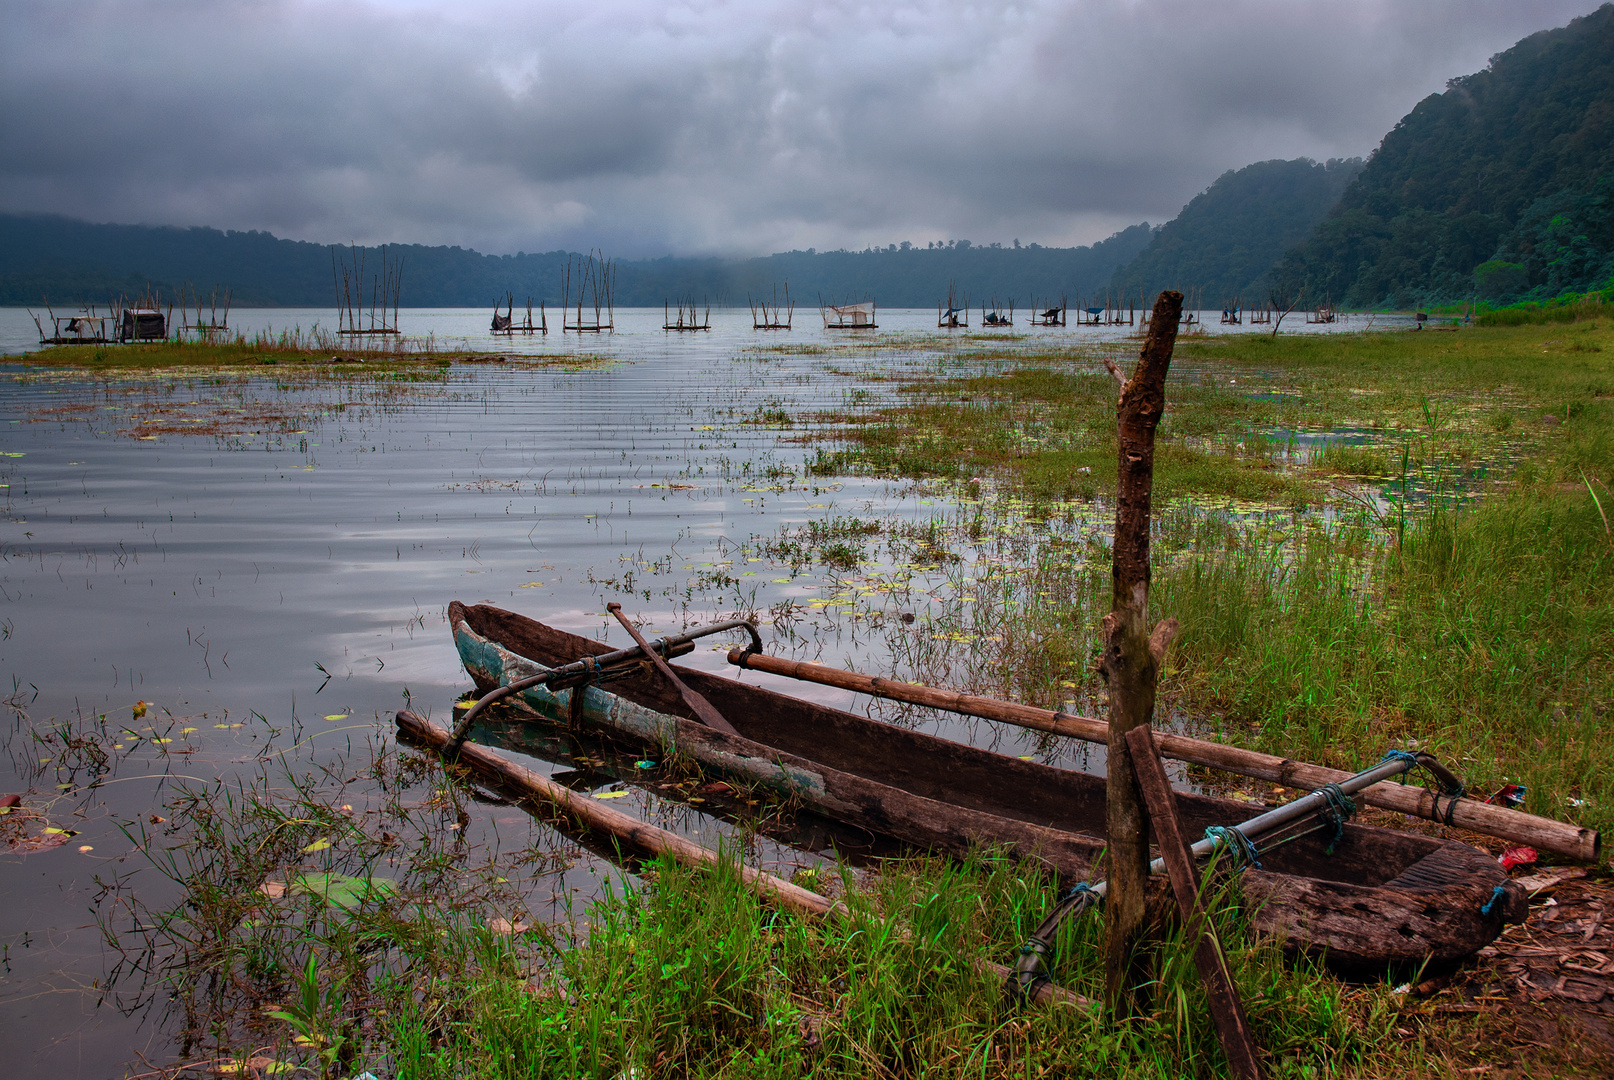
[{"x1": 0, "y1": 306, "x2": 1417, "y2": 1076}]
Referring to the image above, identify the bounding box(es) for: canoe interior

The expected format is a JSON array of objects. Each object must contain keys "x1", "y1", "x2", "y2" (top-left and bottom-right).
[
  {"x1": 453, "y1": 603, "x2": 1450, "y2": 889},
  {"x1": 467, "y1": 711, "x2": 911, "y2": 865}
]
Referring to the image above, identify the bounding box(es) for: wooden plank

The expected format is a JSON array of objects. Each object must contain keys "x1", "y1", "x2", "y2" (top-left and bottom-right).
[
  {"x1": 1126, "y1": 723, "x2": 1264, "y2": 1080},
  {"x1": 606, "y1": 602, "x2": 738, "y2": 735}
]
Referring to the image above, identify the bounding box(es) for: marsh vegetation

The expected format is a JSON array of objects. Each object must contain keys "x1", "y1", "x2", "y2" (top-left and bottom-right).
[{"x1": 3, "y1": 315, "x2": 1610, "y2": 1077}]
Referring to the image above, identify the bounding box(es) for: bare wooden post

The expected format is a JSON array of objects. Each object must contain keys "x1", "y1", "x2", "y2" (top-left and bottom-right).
[
  {"x1": 1099, "y1": 288, "x2": 1183, "y2": 1014},
  {"x1": 1126, "y1": 724, "x2": 1264, "y2": 1079}
]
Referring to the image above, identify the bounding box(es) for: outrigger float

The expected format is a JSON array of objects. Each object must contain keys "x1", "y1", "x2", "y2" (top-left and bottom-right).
[{"x1": 399, "y1": 604, "x2": 1602, "y2": 979}]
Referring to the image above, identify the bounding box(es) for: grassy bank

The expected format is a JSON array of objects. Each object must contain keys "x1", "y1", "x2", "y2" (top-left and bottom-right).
[
  {"x1": 1473, "y1": 281, "x2": 1614, "y2": 327},
  {"x1": 787, "y1": 322, "x2": 1613, "y2": 838},
  {"x1": 390, "y1": 851, "x2": 1409, "y2": 1080}
]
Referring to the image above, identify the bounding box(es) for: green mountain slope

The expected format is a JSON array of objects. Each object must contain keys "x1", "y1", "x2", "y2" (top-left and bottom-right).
[
  {"x1": 1282, "y1": 3, "x2": 1614, "y2": 308},
  {"x1": 1110, "y1": 158, "x2": 1361, "y2": 306},
  {"x1": 0, "y1": 215, "x2": 1151, "y2": 309}
]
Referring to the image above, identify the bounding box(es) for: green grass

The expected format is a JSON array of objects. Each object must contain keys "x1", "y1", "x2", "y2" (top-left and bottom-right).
[
  {"x1": 389, "y1": 849, "x2": 1408, "y2": 1080},
  {"x1": 1472, "y1": 280, "x2": 1614, "y2": 326},
  {"x1": 810, "y1": 365, "x2": 1315, "y2": 506},
  {"x1": 1158, "y1": 493, "x2": 1614, "y2": 822},
  {"x1": 796, "y1": 322, "x2": 1614, "y2": 838},
  {"x1": 16, "y1": 331, "x2": 431, "y2": 371}
]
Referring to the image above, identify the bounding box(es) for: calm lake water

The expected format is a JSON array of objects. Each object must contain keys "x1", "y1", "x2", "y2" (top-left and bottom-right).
[{"x1": 0, "y1": 305, "x2": 1413, "y2": 1076}]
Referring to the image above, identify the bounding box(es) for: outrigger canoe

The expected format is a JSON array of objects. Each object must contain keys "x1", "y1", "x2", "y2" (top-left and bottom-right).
[{"x1": 443, "y1": 602, "x2": 1525, "y2": 974}]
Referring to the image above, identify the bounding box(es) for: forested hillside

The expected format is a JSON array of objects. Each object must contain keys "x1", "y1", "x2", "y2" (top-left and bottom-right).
[
  {"x1": 0, "y1": 215, "x2": 1151, "y2": 309},
  {"x1": 1281, "y1": 3, "x2": 1614, "y2": 308},
  {"x1": 1109, "y1": 158, "x2": 1361, "y2": 306}
]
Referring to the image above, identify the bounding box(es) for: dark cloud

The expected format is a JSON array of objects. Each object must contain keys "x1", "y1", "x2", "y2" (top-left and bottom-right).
[{"x1": 1, "y1": 0, "x2": 1604, "y2": 255}]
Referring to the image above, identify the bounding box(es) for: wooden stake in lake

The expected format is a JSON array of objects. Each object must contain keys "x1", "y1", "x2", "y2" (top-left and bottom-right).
[{"x1": 1099, "y1": 288, "x2": 1183, "y2": 1014}]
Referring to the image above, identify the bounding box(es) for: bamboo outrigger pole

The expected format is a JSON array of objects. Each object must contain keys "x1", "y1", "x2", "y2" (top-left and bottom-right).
[{"x1": 725, "y1": 650, "x2": 1598, "y2": 862}]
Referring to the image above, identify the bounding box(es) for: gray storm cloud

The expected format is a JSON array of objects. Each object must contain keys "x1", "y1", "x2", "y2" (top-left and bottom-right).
[{"x1": 0, "y1": 0, "x2": 1604, "y2": 255}]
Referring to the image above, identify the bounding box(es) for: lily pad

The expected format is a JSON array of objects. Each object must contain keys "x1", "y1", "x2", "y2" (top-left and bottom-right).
[{"x1": 288, "y1": 871, "x2": 398, "y2": 910}]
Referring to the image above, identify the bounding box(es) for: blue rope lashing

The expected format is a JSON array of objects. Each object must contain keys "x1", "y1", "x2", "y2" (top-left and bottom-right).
[
  {"x1": 1480, "y1": 884, "x2": 1507, "y2": 918},
  {"x1": 1380, "y1": 748, "x2": 1421, "y2": 776},
  {"x1": 1382, "y1": 748, "x2": 1467, "y2": 817},
  {"x1": 1204, "y1": 825, "x2": 1262, "y2": 871},
  {"x1": 1060, "y1": 882, "x2": 1098, "y2": 905},
  {"x1": 1315, "y1": 782, "x2": 1357, "y2": 855}
]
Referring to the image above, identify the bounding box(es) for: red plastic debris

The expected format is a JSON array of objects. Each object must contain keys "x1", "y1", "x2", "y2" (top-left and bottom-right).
[
  {"x1": 1486, "y1": 783, "x2": 1528, "y2": 808},
  {"x1": 1498, "y1": 846, "x2": 1538, "y2": 871}
]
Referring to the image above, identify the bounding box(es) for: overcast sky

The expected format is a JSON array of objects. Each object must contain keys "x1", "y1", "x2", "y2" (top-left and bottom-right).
[{"x1": 1, "y1": 1, "x2": 1605, "y2": 256}]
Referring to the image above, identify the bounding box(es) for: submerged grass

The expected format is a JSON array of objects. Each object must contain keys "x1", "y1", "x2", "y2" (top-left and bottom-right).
[{"x1": 100, "y1": 732, "x2": 569, "y2": 1077}]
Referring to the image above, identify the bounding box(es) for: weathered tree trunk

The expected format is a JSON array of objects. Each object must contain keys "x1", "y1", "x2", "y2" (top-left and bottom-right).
[{"x1": 1100, "y1": 289, "x2": 1183, "y2": 1014}]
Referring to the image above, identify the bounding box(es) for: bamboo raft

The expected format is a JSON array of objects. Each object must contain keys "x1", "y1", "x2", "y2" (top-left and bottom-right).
[{"x1": 427, "y1": 603, "x2": 1538, "y2": 974}]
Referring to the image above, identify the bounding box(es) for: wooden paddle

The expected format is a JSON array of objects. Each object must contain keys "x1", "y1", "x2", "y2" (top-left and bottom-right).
[{"x1": 607, "y1": 602, "x2": 739, "y2": 736}]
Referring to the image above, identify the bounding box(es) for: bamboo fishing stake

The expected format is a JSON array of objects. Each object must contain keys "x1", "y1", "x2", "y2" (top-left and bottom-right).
[{"x1": 395, "y1": 709, "x2": 1088, "y2": 1009}]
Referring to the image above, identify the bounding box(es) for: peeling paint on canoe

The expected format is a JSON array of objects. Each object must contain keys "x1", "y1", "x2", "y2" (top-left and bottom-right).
[{"x1": 452, "y1": 621, "x2": 830, "y2": 802}]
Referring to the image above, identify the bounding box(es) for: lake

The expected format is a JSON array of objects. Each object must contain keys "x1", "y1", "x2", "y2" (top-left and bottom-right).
[{"x1": 0, "y1": 305, "x2": 1412, "y2": 1076}]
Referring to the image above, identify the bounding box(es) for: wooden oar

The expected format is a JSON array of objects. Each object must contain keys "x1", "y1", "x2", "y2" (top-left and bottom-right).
[
  {"x1": 396, "y1": 708, "x2": 1087, "y2": 1009},
  {"x1": 609, "y1": 603, "x2": 740, "y2": 736},
  {"x1": 727, "y1": 650, "x2": 1598, "y2": 862}
]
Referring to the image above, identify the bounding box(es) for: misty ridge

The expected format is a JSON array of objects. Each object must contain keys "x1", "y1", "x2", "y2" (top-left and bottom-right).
[
  {"x1": 0, "y1": 215, "x2": 1158, "y2": 310},
  {"x1": 0, "y1": 154, "x2": 1363, "y2": 313}
]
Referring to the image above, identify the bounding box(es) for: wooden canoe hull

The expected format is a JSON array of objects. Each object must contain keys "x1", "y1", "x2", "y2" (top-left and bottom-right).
[{"x1": 448, "y1": 602, "x2": 1525, "y2": 974}]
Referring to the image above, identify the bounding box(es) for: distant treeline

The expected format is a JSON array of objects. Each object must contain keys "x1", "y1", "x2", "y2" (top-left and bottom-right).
[{"x1": 0, "y1": 214, "x2": 1152, "y2": 310}]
